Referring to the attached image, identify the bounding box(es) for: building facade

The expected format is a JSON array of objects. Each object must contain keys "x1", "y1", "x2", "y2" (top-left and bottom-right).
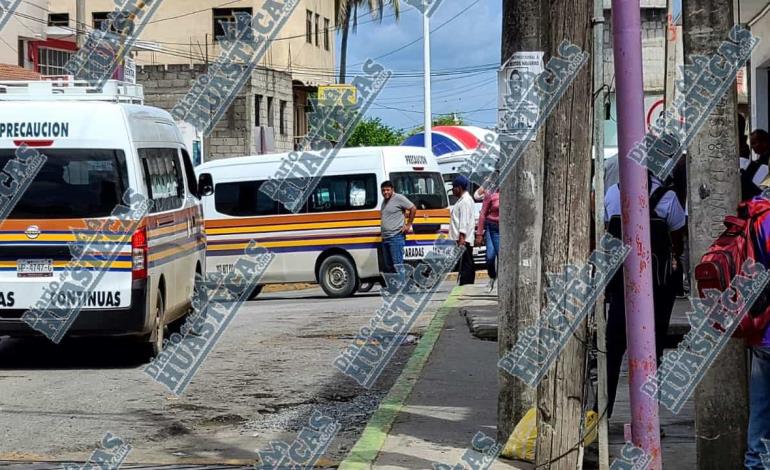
[
  {"x1": 45, "y1": 0, "x2": 336, "y2": 159},
  {"x1": 601, "y1": 3, "x2": 674, "y2": 154},
  {"x1": 0, "y1": 0, "x2": 47, "y2": 68}
]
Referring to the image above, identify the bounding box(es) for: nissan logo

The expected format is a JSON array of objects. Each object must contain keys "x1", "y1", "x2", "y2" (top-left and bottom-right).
[{"x1": 25, "y1": 225, "x2": 40, "y2": 239}]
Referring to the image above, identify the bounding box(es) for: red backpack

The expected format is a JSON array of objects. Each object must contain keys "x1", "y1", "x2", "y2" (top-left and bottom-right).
[{"x1": 694, "y1": 198, "x2": 770, "y2": 344}]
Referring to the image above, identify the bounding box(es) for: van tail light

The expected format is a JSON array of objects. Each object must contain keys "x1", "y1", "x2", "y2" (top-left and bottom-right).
[{"x1": 131, "y1": 226, "x2": 148, "y2": 280}]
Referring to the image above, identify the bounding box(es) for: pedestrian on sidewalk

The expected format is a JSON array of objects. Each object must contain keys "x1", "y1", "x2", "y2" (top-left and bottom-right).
[
  {"x1": 742, "y1": 128, "x2": 770, "y2": 202},
  {"x1": 603, "y1": 172, "x2": 686, "y2": 418},
  {"x1": 475, "y1": 188, "x2": 499, "y2": 292},
  {"x1": 740, "y1": 177, "x2": 770, "y2": 469},
  {"x1": 450, "y1": 175, "x2": 475, "y2": 286},
  {"x1": 379, "y1": 180, "x2": 416, "y2": 280}
]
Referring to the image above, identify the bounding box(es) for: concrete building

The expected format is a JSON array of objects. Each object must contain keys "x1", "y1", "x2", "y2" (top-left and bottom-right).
[
  {"x1": 744, "y1": 1, "x2": 770, "y2": 132},
  {"x1": 601, "y1": 0, "x2": 677, "y2": 154},
  {"x1": 0, "y1": 0, "x2": 48, "y2": 69},
  {"x1": 45, "y1": 0, "x2": 336, "y2": 160}
]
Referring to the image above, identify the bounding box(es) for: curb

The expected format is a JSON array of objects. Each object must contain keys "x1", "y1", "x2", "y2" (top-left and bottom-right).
[{"x1": 337, "y1": 285, "x2": 465, "y2": 470}]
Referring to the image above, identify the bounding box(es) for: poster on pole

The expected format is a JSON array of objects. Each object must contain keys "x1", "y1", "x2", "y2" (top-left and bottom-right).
[{"x1": 498, "y1": 51, "x2": 544, "y2": 142}]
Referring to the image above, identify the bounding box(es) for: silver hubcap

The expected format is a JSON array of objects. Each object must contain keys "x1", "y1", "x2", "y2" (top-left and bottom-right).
[{"x1": 327, "y1": 264, "x2": 348, "y2": 290}]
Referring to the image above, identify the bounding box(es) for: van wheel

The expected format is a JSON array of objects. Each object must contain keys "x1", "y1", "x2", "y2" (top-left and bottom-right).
[
  {"x1": 248, "y1": 284, "x2": 263, "y2": 300},
  {"x1": 319, "y1": 255, "x2": 359, "y2": 298},
  {"x1": 141, "y1": 293, "x2": 166, "y2": 360}
]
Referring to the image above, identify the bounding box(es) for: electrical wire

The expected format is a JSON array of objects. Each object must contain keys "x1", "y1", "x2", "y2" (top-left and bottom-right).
[{"x1": 10, "y1": 3, "x2": 497, "y2": 81}]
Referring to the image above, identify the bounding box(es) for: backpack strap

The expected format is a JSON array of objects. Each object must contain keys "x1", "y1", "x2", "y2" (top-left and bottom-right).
[
  {"x1": 746, "y1": 159, "x2": 765, "y2": 184},
  {"x1": 648, "y1": 184, "x2": 669, "y2": 218}
]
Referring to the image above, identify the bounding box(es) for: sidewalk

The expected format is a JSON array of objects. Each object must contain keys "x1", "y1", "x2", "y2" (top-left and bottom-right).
[
  {"x1": 339, "y1": 284, "x2": 527, "y2": 470},
  {"x1": 338, "y1": 284, "x2": 697, "y2": 469}
]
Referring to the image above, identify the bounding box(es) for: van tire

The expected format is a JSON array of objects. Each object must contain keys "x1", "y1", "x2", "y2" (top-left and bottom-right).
[
  {"x1": 248, "y1": 285, "x2": 263, "y2": 300},
  {"x1": 141, "y1": 292, "x2": 166, "y2": 360},
  {"x1": 319, "y1": 255, "x2": 359, "y2": 298}
]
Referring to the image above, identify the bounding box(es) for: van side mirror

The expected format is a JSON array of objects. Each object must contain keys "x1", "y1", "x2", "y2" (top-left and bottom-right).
[{"x1": 198, "y1": 173, "x2": 214, "y2": 196}]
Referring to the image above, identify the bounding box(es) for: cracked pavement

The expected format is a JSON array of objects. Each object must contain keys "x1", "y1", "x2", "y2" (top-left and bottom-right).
[{"x1": 0, "y1": 283, "x2": 454, "y2": 467}]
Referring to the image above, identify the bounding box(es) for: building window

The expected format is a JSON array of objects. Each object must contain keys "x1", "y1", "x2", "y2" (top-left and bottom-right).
[
  {"x1": 279, "y1": 100, "x2": 287, "y2": 135},
  {"x1": 48, "y1": 13, "x2": 69, "y2": 27},
  {"x1": 37, "y1": 48, "x2": 75, "y2": 76},
  {"x1": 267, "y1": 97, "x2": 274, "y2": 128},
  {"x1": 324, "y1": 18, "x2": 330, "y2": 51},
  {"x1": 306, "y1": 10, "x2": 313, "y2": 43},
  {"x1": 315, "y1": 13, "x2": 320, "y2": 46},
  {"x1": 92, "y1": 12, "x2": 112, "y2": 31},
  {"x1": 255, "y1": 94, "x2": 263, "y2": 127},
  {"x1": 212, "y1": 8, "x2": 253, "y2": 41}
]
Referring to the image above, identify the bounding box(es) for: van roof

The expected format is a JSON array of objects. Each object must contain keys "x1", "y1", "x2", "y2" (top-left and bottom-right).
[
  {"x1": 0, "y1": 100, "x2": 182, "y2": 147},
  {"x1": 0, "y1": 79, "x2": 144, "y2": 104},
  {"x1": 198, "y1": 146, "x2": 432, "y2": 171}
]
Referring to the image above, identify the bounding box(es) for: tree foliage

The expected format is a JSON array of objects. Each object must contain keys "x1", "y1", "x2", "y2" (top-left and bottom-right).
[
  {"x1": 406, "y1": 113, "x2": 467, "y2": 137},
  {"x1": 345, "y1": 117, "x2": 405, "y2": 147}
]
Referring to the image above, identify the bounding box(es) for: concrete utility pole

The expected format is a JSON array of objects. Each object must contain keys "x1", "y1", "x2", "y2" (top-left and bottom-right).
[
  {"x1": 535, "y1": 0, "x2": 593, "y2": 467},
  {"x1": 76, "y1": 0, "x2": 86, "y2": 48},
  {"x1": 683, "y1": 3, "x2": 748, "y2": 468},
  {"x1": 423, "y1": 13, "x2": 432, "y2": 152},
  {"x1": 497, "y1": 0, "x2": 545, "y2": 443}
]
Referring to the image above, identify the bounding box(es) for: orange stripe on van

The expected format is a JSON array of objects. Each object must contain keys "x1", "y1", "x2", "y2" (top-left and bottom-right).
[{"x1": 204, "y1": 208, "x2": 449, "y2": 229}]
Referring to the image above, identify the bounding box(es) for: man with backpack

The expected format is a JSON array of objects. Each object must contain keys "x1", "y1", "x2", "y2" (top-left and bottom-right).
[
  {"x1": 731, "y1": 180, "x2": 770, "y2": 469},
  {"x1": 603, "y1": 173, "x2": 686, "y2": 417}
]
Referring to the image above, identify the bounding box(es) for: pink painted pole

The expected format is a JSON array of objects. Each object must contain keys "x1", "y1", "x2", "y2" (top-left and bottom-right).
[{"x1": 610, "y1": 0, "x2": 662, "y2": 467}]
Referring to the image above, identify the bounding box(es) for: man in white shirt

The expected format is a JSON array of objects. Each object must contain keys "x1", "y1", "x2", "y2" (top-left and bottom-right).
[{"x1": 450, "y1": 175, "x2": 476, "y2": 285}]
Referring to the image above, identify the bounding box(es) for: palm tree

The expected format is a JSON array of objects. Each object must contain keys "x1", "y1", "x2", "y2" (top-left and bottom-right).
[{"x1": 335, "y1": 0, "x2": 400, "y2": 83}]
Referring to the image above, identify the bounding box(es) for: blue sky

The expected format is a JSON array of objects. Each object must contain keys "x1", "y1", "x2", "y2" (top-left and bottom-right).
[
  {"x1": 335, "y1": 0, "x2": 501, "y2": 133},
  {"x1": 335, "y1": 0, "x2": 683, "y2": 134}
]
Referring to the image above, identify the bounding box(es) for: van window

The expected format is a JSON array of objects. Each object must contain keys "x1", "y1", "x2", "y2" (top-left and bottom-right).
[
  {"x1": 180, "y1": 148, "x2": 197, "y2": 198},
  {"x1": 442, "y1": 172, "x2": 480, "y2": 205},
  {"x1": 138, "y1": 148, "x2": 184, "y2": 213},
  {"x1": 0, "y1": 149, "x2": 127, "y2": 219},
  {"x1": 390, "y1": 172, "x2": 448, "y2": 209},
  {"x1": 215, "y1": 180, "x2": 295, "y2": 216},
  {"x1": 308, "y1": 174, "x2": 377, "y2": 213}
]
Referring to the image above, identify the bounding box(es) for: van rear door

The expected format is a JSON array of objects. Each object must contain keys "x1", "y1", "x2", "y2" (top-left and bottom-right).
[{"x1": 0, "y1": 148, "x2": 134, "y2": 312}]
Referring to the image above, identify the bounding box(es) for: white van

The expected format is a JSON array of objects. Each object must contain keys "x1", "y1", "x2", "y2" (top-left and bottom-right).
[
  {"x1": 197, "y1": 146, "x2": 450, "y2": 298},
  {"x1": 0, "y1": 80, "x2": 205, "y2": 356}
]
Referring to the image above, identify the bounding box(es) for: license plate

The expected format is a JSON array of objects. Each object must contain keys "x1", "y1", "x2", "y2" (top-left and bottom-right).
[
  {"x1": 403, "y1": 245, "x2": 433, "y2": 260},
  {"x1": 17, "y1": 259, "x2": 53, "y2": 278}
]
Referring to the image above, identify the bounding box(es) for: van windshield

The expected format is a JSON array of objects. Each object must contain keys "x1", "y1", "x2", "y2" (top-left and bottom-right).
[
  {"x1": 390, "y1": 171, "x2": 448, "y2": 210},
  {"x1": 0, "y1": 149, "x2": 128, "y2": 219},
  {"x1": 442, "y1": 173, "x2": 481, "y2": 205}
]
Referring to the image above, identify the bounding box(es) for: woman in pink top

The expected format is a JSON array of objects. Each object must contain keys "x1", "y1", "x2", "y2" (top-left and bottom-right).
[{"x1": 475, "y1": 189, "x2": 500, "y2": 291}]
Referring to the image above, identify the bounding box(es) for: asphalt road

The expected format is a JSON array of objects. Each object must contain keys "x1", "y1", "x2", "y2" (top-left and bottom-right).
[{"x1": 0, "y1": 283, "x2": 455, "y2": 467}]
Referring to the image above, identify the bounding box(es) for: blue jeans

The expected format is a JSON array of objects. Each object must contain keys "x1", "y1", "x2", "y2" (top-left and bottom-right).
[
  {"x1": 746, "y1": 347, "x2": 770, "y2": 469},
  {"x1": 382, "y1": 233, "x2": 405, "y2": 274},
  {"x1": 484, "y1": 222, "x2": 500, "y2": 279}
]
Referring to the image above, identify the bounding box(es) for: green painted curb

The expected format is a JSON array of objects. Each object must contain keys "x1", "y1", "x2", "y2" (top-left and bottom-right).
[{"x1": 337, "y1": 285, "x2": 465, "y2": 470}]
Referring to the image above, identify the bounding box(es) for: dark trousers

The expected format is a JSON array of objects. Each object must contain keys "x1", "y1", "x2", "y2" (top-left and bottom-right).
[
  {"x1": 457, "y1": 242, "x2": 476, "y2": 285},
  {"x1": 605, "y1": 283, "x2": 676, "y2": 417}
]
